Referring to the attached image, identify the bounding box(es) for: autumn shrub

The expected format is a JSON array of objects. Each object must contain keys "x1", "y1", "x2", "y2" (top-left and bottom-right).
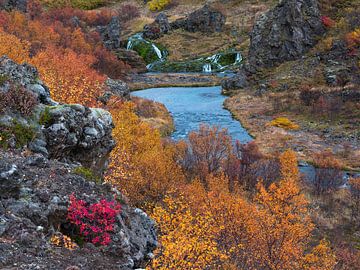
[
  {"x1": 345, "y1": 28, "x2": 360, "y2": 49},
  {"x1": 313, "y1": 151, "x2": 344, "y2": 195},
  {"x1": 105, "y1": 103, "x2": 185, "y2": 208},
  {"x1": 117, "y1": 4, "x2": 140, "y2": 23},
  {"x1": 31, "y1": 47, "x2": 105, "y2": 106},
  {"x1": 349, "y1": 177, "x2": 360, "y2": 225},
  {"x1": 0, "y1": 84, "x2": 38, "y2": 116},
  {"x1": 148, "y1": 0, "x2": 171, "y2": 12},
  {"x1": 321, "y1": 16, "x2": 336, "y2": 28},
  {"x1": 269, "y1": 117, "x2": 300, "y2": 130},
  {"x1": 0, "y1": 28, "x2": 30, "y2": 63},
  {"x1": 67, "y1": 194, "x2": 121, "y2": 246}
]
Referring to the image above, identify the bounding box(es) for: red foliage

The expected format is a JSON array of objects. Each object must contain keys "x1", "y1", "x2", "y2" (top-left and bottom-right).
[
  {"x1": 321, "y1": 16, "x2": 335, "y2": 28},
  {"x1": 67, "y1": 194, "x2": 121, "y2": 246},
  {"x1": 117, "y1": 4, "x2": 140, "y2": 23}
]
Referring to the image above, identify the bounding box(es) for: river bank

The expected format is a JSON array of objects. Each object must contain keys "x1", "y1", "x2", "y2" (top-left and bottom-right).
[
  {"x1": 224, "y1": 90, "x2": 360, "y2": 171},
  {"x1": 127, "y1": 72, "x2": 222, "y2": 90}
]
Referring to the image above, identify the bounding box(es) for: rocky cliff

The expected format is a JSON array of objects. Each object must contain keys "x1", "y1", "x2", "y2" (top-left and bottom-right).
[{"x1": 0, "y1": 56, "x2": 157, "y2": 269}]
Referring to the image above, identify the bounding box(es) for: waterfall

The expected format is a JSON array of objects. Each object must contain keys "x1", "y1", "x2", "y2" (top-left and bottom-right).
[
  {"x1": 235, "y1": 53, "x2": 242, "y2": 64},
  {"x1": 126, "y1": 40, "x2": 133, "y2": 50},
  {"x1": 152, "y1": 44, "x2": 163, "y2": 59},
  {"x1": 203, "y1": 63, "x2": 212, "y2": 73}
]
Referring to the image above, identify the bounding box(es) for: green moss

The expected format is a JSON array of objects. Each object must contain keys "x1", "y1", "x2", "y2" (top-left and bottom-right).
[
  {"x1": 39, "y1": 107, "x2": 53, "y2": 126},
  {"x1": 0, "y1": 120, "x2": 36, "y2": 149},
  {"x1": 0, "y1": 74, "x2": 9, "y2": 86},
  {"x1": 73, "y1": 166, "x2": 102, "y2": 184},
  {"x1": 131, "y1": 40, "x2": 168, "y2": 64},
  {"x1": 218, "y1": 53, "x2": 237, "y2": 66}
]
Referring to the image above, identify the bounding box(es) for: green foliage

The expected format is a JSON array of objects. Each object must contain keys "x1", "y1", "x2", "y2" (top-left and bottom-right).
[
  {"x1": 39, "y1": 107, "x2": 53, "y2": 126},
  {"x1": 131, "y1": 41, "x2": 167, "y2": 64},
  {"x1": 40, "y1": 0, "x2": 107, "y2": 10},
  {"x1": 73, "y1": 166, "x2": 101, "y2": 184},
  {"x1": 0, "y1": 75, "x2": 9, "y2": 86},
  {"x1": 0, "y1": 120, "x2": 36, "y2": 149},
  {"x1": 148, "y1": 0, "x2": 171, "y2": 11}
]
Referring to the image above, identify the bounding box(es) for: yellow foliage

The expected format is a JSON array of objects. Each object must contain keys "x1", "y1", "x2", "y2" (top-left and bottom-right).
[
  {"x1": 269, "y1": 117, "x2": 300, "y2": 130},
  {"x1": 105, "y1": 102, "x2": 185, "y2": 208},
  {"x1": 0, "y1": 29, "x2": 30, "y2": 63},
  {"x1": 149, "y1": 194, "x2": 226, "y2": 269},
  {"x1": 50, "y1": 234, "x2": 77, "y2": 250},
  {"x1": 148, "y1": 0, "x2": 171, "y2": 11}
]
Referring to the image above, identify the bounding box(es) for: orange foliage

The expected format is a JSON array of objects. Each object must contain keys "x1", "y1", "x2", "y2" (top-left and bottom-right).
[
  {"x1": 31, "y1": 47, "x2": 105, "y2": 106},
  {"x1": 0, "y1": 29, "x2": 30, "y2": 63},
  {"x1": 105, "y1": 103, "x2": 185, "y2": 208}
]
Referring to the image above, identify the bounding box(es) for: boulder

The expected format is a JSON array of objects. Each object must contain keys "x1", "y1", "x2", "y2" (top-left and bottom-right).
[
  {"x1": 143, "y1": 13, "x2": 171, "y2": 40},
  {"x1": 115, "y1": 48, "x2": 147, "y2": 73},
  {"x1": 99, "y1": 78, "x2": 131, "y2": 104},
  {"x1": 42, "y1": 105, "x2": 115, "y2": 175},
  {"x1": 0, "y1": 0, "x2": 28, "y2": 12},
  {"x1": 97, "y1": 16, "x2": 122, "y2": 50},
  {"x1": 171, "y1": 4, "x2": 226, "y2": 33},
  {"x1": 221, "y1": 69, "x2": 249, "y2": 91},
  {"x1": 0, "y1": 56, "x2": 54, "y2": 105},
  {"x1": 248, "y1": 0, "x2": 325, "y2": 70}
]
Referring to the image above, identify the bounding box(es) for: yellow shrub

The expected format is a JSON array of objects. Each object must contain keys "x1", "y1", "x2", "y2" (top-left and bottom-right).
[
  {"x1": 148, "y1": 0, "x2": 171, "y2": 11},
  {"x1": 269, "y1": 117, "x2": 299, "y2": 130}
]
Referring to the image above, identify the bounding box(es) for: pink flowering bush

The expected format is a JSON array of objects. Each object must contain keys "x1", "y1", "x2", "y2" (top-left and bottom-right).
[{"x1": 67, "y1": 194, "x2": 121, "y2": 246}]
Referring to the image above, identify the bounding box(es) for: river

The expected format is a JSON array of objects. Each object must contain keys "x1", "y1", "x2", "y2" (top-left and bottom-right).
[{"x1": 132, "y1": 85, "x2": 253, "y2": 142}]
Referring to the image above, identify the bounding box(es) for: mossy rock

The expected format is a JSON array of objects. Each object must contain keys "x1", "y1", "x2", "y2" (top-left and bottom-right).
[
  {"x1": 0, "y1": 120, "x2": 36, "y2": 149},
  {"x1": 73, "y1": 166, "x2": 102, "y2": 184},
  {"x1": 149, "y1": 59, "x2": 206, "y2": 72},
  {"x1": 131, "y1": 40, "x2": 168, "y2": 64},
  {"x1": 39, "y1": 107, "x2": 53, "y2": 126},
  {"x1": 0, "y1": 74, "x2": 9, "y2": 86}
]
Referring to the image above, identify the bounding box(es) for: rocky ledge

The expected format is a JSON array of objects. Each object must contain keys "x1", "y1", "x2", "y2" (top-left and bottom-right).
[{"x1": 0, "y1": 150, "x2": 157, "y2": 269}]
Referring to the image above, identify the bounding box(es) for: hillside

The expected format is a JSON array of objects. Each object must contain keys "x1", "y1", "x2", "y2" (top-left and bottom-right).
[{"x1": 0, "y1": 0, "x2": 360, "y2": 269}]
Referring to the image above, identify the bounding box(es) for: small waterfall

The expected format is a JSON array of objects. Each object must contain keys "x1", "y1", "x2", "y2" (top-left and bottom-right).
[
  {"x1": 126, "y1": 40, "x2": 133, "y2": 50},
  {"x1": 152, "y1": 44, "x2": 163, "y2": 60},
  {"x1": 235, "y1": 53, "x2": 242, "y2": 64},
  {"x1": 203, "y1": 63, "x2": 212, "y2": 73}
]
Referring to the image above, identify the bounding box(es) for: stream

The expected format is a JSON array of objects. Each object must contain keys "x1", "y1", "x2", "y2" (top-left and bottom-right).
[
  {"x1": 132, "y1": 85, "x2": 252, "y2": 142},
  {"x1": 132, "y1": 84, "x2": 359, "y2": 185}
]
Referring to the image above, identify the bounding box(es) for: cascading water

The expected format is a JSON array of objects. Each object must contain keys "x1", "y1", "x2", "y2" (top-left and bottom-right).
[
  {"x1": 203, "y1": 63, "x2": 212, "y2": 73},
  {"x1": 152, "y1": 44, "x2": 163, "y2": 60},
  {"x1": 126, "y1": 40, "x2": 133, "y2": 50},
  {"x1": 235, "y1": 53, "x2": 242, "y2": 64}
]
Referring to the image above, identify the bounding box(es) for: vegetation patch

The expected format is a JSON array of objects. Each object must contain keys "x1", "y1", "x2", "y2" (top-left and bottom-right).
[
  {"x1": 269, "y1": 117, "x2": 300, "y2": 130},
  {"x1": 0, "y1": 120, "x2": 36, "y2": 149},
  {"x1": 73, "y1": 166, "x2": 102, "y2": 184}
]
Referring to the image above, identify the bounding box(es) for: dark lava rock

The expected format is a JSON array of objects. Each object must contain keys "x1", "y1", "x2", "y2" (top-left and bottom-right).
[
  {"x1": 248, "y1": 0, "x2": 325, "y2": 70},
  {"x1": 0, "y1": 150, "x2": 157, "y2": 269},
  {"x1": 0, "y1": 0, "x2": 28, "y2": 12},
  {"x1": 99, "y1": 78, "x2": 131, "y2": 104},
  {"x1": 221, "y1": 69, "x2": 249, "y2": 91},
  {"x1": 143, "y1": 13, "x2": 171, "y2": 40},
  {"x1": 115, "y1": 48, "x2": 147, "y2": 73},
  {"x1": 0, "y1": 56, "x2": 54, "y2": 105},
  {"x1": 171, "y1": 4, "x2": 226, "y2": 33},
  {"x1": 98, "y1": 17, "x2": 122, "y2": 50},
  {"x1": 43, "y1": 105, "x2": 115, "y2": 175}
]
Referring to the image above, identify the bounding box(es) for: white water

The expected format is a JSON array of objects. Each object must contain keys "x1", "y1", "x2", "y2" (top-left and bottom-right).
[
  {"x1": 152, "y1": 44, "x2": 163, "y2": 59},
  {"x1": 235, "y1": 53, "x2": 242, "y2": 64},
  {"x1": 203, "y1": 63, "x2": 212, "y2": 73}
]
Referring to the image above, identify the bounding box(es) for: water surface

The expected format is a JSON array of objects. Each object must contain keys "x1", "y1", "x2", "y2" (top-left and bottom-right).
[{"x1": 132, "y1": 86, "x2": 252, "y2": 142}]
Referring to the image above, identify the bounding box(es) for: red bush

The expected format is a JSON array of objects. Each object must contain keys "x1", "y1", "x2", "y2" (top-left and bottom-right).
[
  {"x1": 321, "y1": 16, "x2": 335, "y2": 28},
  {"x1": 117, "y1": 4, "x2": 140, "y2": 23},
  {"x1": 67, "y1": 194, "x2": 121, "y2": 246}
]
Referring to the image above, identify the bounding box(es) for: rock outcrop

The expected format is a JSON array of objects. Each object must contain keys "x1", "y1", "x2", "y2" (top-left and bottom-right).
[
  {"x1": 0, "y1": 0, "x2": 28, "y2": 12},
  {"x1": 171, "y1": 4, "x2": 226, "y2": 33},
  {"x1": 248, "y1": 0, "x2": 325, "y2": 70},
  {"x1": 221, "y1": 69, "x2": 249, "y2": 92},
  {"x1": 0, "y1": 150, "x2": 157, "y2": 269},
  {"x1": 143, "y1": 13, "x2": 171, "y2": 40},
  {"x1": 0, "y1": 56, "x2": 54, "y2": 105},
  {"x1": 115, "y1": 48, "x2": 147, "y2": 73},
  {"x1": 0, "y1": 56, "x2": 115, "y2": 174},
  {"x1": 97, "y1": 17, "x2": 122, "y2": 50}
]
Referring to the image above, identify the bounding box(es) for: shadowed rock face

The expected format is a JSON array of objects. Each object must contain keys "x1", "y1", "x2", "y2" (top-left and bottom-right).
[
  {"x1": 0, "y1": 151, "x2": 157, "y2": 270},
  {"x1": 248, "y1": 0, "x2": 325, "y2": 70},
  {"x1": 171, "y1": 4, "x2": 226, "y2": 33},
  {"x1": 0, "y1": 0, "x2": 28, "y2": 12},
  {"x1": 98, "y1": 17, "x2": 122, "y2": 50},
  {"x1": 143, "y1": 13, "x2": 171, "y2": 40}
]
